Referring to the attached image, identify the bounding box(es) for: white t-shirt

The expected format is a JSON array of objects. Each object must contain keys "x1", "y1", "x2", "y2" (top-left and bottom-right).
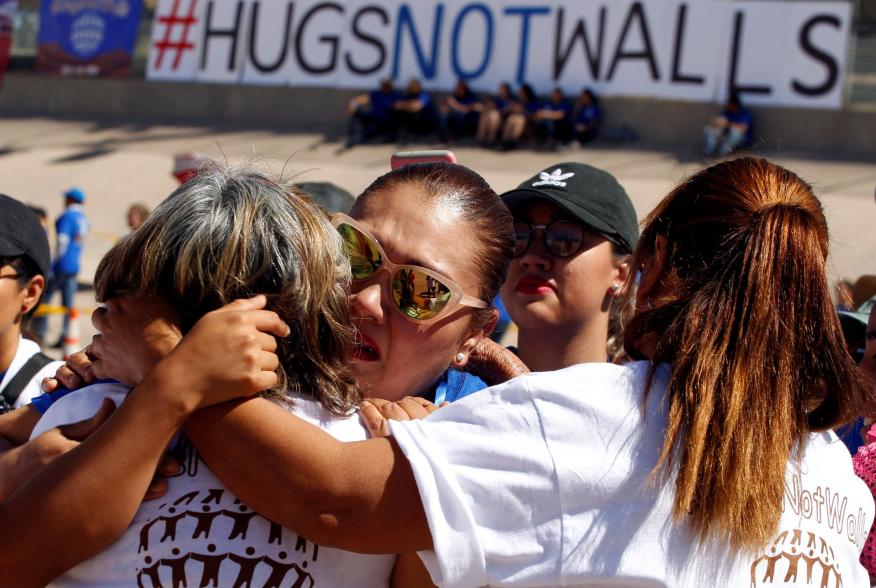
[
  {"x1": 0, "y1": 336, "x2": 63, "y2": 408},
  {"x1": 32, "y1": 382, "x2": 396, "y2": 588},
  {"x1": 390, "y1": 361, "x2": 875, "y2": 588}
]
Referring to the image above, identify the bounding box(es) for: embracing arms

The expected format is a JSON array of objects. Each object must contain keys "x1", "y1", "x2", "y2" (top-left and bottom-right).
[
  {"x1": 0, "y1": 297, "x2": 286, "y2": 587},
  {"x1": 185, "y1": 398, "x2": 431, "y2": 553}
]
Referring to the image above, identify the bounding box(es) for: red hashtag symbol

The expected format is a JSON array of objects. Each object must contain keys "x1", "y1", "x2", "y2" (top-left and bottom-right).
[{"x1": 153, "y1": 0, "x2": 198, "y2": 71}]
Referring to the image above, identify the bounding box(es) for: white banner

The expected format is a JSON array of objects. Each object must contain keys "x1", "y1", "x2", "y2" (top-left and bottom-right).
[{"x1": 147, "y1": 0, "x2": 852, "y2": 109}]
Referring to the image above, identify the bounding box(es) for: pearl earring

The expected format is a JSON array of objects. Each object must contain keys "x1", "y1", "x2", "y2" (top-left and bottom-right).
[
  {"x1": 611, "y1": 283, "x2": 620, "y2": 291},
  {"x1": 455, "y1": 352, "x2": 465, "y2": 364}
]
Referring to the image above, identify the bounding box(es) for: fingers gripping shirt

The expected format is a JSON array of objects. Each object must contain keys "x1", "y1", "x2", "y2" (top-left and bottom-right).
[{"x1": 390, "y1": 362, "x2": 875, "y2": 588}]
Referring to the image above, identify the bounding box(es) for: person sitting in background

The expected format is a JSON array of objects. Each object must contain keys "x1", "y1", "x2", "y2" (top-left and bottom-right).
[
  {"x1": 346, "y1": 78, "x2": 401, "y2": 147},
  {"x1": 574, "y1": 88, "x2": 602, "y2": 145},
  {"x1": 0, "y1": 195, "x2": 63, "y2": 413},
  {"x1": 533, "y1": 87, "x2": 573, "y2": 150},
  {"x1": 476, "y1": 82, "x2": 514, "y2": 148},
  {"x1": 125, "y1": 203, "x2": 150, "y2": 233},
  {"x1": 437, "y1": 80, "x2": 482, "y2": 144},
  {"x1": 394, "y1": 79, "x2": 437, "y2": 144},
  {"x1": 703, "y1": 93, "x2": 753, "y2": 157},
  {"x1": 500, "y1": 83, "x2": 539, "y2": 150}
]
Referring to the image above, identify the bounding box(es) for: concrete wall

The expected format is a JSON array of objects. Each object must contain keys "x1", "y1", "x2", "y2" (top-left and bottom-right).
[{"x1": 1, "y1": 73, "x2": 873, "y2": 155}]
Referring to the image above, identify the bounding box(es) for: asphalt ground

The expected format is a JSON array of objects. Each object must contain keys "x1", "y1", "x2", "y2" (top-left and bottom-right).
[{"x1": 1, "y1": 116, "x2": 874, "y2": 354}]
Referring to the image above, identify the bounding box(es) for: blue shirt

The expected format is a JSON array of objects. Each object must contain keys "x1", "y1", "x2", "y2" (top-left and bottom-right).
[
  {"x1": 454, "y1": 93, "x2": 479, "y2": 107},
  {"x1": 53, "y1": 204, "x2": 88, "y2": 276},
  {"x1": 31, "y1": 378, "x2": 120, "y2": 414},
  {"x1": 432, "y1": 369, "x2": 488, "y2": 404},
  {"x1": 837, "y1": 417, "x2": 866, "y2": 456},
  {"x1": 523, "y1": 100, "x2": 540, "y2": 115},
  {"x1": 369, "y1": 90, "x2": 400, "y2": 123},
  {"x1": 576, "y1": 104, "x2": 601, "y2": 126},
  {"x1": 723, "y1": 107, "x2": 754, "y2": 144},
  {"x1": 542, "y1": 99, "x2": 572, "y2": 117}
]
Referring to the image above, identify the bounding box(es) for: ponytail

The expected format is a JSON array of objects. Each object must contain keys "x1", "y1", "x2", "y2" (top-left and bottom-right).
[{"x1": 624, "y1": 157, "x2": 871, "y2": 549}]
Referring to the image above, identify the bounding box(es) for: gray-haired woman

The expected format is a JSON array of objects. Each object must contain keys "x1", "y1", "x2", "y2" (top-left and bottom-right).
[{"x1": 0, "y1": 164, "x2": 402, "y2": 587}]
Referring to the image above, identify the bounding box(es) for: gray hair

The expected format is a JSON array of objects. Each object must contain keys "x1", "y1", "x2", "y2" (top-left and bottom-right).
[{"x1": 96, "y1": 162, "x2": 359, "y2": 414}]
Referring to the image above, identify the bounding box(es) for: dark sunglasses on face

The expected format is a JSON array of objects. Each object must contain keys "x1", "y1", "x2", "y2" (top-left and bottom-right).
[
  {"x1": 331, "y1": 213, "x2": 488, "y2": 324},
  {"x1": 513, "y1": 219, "x2": 592, "y2": 258}
]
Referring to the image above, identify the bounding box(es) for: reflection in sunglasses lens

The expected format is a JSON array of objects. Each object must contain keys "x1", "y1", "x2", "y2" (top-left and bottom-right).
[
  {"x1": 338, "y1": 224, "x2": 382, "y2": 280},
  {"x1": 392, "y1": 269, "x2": 451, "y2": 320},
  {"x1": 546, "y1": 222, "x2": 584, "y2": 257}
]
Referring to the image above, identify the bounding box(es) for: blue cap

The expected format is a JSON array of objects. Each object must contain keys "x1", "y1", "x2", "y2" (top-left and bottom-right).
[{"x1": 64, "y1": 187, "x2": 85, "y2": 203}]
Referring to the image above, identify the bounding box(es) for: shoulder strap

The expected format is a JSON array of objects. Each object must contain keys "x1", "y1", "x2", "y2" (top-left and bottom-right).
[{"x1": 2, "y1": 352, "x2": 54, "y2": 408}]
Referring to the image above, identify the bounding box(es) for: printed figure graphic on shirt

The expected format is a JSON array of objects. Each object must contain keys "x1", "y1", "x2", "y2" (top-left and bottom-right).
[
  {"x1": 261, "y1": 553, "x2": 314, "y2": 588},
  {"x1": 130, "y1": 441, "x2": 325, "y2": 588},
  {"x1": 188, "y1": 544, "x2": 226, "y2": 586},
  {"x1": 29, "y1": 382, "x2": 396, "y2": 588},
  {"x1": 229, "y1": 547, "x2": 260, "y2": 588},
  {"x1": 750, "y1": 530, "x2": 842, "y2": 587}
]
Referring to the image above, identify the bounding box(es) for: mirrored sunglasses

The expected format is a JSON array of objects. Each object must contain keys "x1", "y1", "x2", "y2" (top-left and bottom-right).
[
  {"x1": 513, "y1": 220, "x2": 589, "y2": 258},
  {"x1": 332, "y1": 213, "x2": 488, "y2": 323}
]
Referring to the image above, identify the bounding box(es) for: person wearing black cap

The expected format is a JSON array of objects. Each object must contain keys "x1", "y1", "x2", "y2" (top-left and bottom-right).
[
  {"x1": 500, "y1": 162, "x2": 638, "y2": 370},
  {"x1": 0, "y1": 194, "x2": 63, "y2": 412}
]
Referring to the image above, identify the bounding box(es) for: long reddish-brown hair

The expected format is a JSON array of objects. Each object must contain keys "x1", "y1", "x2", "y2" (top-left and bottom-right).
[{"x1": 624, "y1": 157, "x2": 871, "y2": 549}]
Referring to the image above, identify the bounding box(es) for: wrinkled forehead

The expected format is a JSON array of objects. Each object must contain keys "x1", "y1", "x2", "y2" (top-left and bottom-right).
[{"x1": 351, "y1": 185, "x2": 482, "y2": 292}]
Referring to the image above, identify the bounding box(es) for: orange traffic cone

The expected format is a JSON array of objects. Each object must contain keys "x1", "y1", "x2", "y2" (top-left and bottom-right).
[{"x1": 62, "y1": 308, "x2": 81, "y2": 360}]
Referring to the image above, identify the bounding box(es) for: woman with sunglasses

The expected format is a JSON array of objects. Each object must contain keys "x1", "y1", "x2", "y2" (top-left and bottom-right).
[
  {"x1": 327, "y1": 163, "x2": 514, "y2": 404},
  {"x1": 83, "y1": 157, "x2": 871, "y2": 586},
  {"x1": 39, "y1": 162, "x2": 514, "y2": 585},
  {"x1": 500, "y1": 162, "x2": 638, "y2": 368}
]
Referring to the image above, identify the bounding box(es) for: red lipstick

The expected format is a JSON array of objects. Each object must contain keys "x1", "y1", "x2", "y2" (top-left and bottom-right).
[{"x1": 515, "y1": 276, "x2": 553, "y2": 295}]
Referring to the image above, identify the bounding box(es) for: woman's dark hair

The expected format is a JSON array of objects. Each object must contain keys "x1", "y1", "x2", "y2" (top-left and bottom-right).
[
  {"x1": 519, "y1": 83, "x2": 536, "y2": 103},
  {"x1": 354, "y1": 162, "x2": 514, "y2": 330},
  {"x1": 624, "y1": 157, "x2": 871, "y2": 549},
  {"x1": 581, "y1": 88, "x2": 599, "y2": 106}
]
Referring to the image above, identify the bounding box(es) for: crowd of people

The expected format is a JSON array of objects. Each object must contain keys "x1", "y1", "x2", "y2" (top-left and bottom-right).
[
  {"x1": 0, "y1": 145, "x2": 872, "y2": 587},
  {"x1": 347, "y1": 79, "x2": 605, "y2": 152},
  {"x1": 347, "y1": 79, "x2": 756, "y2": 158}
]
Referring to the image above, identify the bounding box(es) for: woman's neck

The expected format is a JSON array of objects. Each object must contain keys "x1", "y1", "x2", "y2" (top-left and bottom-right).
[
  {"x1": 515, "y1": 320, "x2": 609, "y2": 372},
  {"x1": 0, "y1": 328, "x2": 22, "y2": 374}
]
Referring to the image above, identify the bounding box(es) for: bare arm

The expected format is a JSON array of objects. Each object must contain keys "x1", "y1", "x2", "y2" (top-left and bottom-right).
[
  {"x1": 0, "y1": 405, "x2": 41, "y2": 446},
  {"x1": 54, "y1": 296, "x2": 433, "y2": 555},
  {"x1": 0, "y1": 296, "x2": 286, "y2": 587},
  {"x1": 184, "y1": 397, "x2": 431, "y2": 554},
  {"x1": 0, "y1": 376, "x2": 190, "y2": 587}
]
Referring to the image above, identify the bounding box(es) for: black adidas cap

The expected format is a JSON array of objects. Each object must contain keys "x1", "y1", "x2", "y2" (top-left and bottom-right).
[
  {"x1": 0, "y1": 193, "x2": 51, "y2": 278},
  {"x1": 501, "y1": 162, "x2": 639, "y2": 253}
]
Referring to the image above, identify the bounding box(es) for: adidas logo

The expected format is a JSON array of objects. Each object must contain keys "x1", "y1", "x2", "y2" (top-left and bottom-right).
[{"x1": 532, "y1": 168, "x2": 575, "y2": 188}]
